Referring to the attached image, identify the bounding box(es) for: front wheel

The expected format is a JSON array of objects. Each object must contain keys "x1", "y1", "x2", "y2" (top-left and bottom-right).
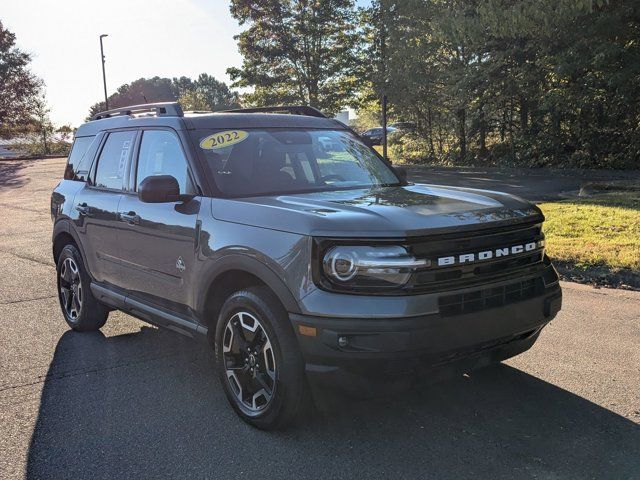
[{"x1": 214, "y1": 287, "x2": 307, "y2": 430}]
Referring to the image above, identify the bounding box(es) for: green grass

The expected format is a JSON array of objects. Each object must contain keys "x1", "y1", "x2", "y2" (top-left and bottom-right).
[{"x1": 539, "y1": 192, "x2": 640, "y2": 283}]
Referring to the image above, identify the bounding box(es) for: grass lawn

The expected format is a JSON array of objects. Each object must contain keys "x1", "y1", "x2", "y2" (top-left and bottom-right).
[{"x1": 539, "y1": 191, "x2": 640, "y2": 287}]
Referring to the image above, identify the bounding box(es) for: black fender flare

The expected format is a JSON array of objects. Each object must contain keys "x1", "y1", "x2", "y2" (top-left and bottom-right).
[
  {"x1": 52, "y1": 219, "x2": 90, "y2": 274},
  {"x1": 196, "y1": 254, "x2": 301, "y2": 316}
]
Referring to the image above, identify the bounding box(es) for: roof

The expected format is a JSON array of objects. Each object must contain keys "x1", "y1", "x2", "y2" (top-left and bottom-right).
[
  {"x1": 185, "y1": 112, "x2": 346, "y2": 130},
  {"x1": 76, "y1": 110, "x2": 347, "y2": 137}
]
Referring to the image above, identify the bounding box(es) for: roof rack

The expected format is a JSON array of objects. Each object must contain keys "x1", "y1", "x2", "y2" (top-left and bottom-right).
[
  {"x1": 219, "y1": 105, "x2": 327, "y2": 118},
  {"x1": 92, "y1": 102, "x2": 184, "y2": 121}
]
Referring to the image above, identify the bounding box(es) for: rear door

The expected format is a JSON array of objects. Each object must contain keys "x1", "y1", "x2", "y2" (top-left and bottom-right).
[
  {"x1": 115, "y1": 128, "x2": 201, "y2": 317},
  {"x1": 73, "y1": 130, "x2": 137, "y2": 286}
]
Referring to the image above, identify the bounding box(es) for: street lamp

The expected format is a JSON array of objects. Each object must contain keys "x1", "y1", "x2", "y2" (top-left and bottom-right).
[{"x1": 99, "y1": 34, "x2": 109, "y2": 110}]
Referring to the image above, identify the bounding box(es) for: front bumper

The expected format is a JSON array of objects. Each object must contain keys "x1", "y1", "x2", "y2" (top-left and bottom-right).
[{"x1": 290, "y1": 268, "x2": 562, "y2": 393}]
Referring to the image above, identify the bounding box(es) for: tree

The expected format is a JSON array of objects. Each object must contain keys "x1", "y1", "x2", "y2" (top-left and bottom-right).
[
  {"x1": 178, "y1": 73, "x2": 240, "y2": 111},
  {"x1": 227, "y1": 0, "x2": 361, "y2": 115},
  {"x1": 360, "y1": 0, "x2": 640, "y2": 169},
  {"x1": 31, "y1": 94, "x2": 54, "y2": 155},
  {"x1": 87, "y1": 75, "x2": 239, "y2": 117},
  {"x1": 56, "y1": 124, "x2": 74, "y2": 143},
  {"x1": 88, "y1": 77, "x2": 178, "y2": 118},
  {"x1": 0, "y1": 21, "x2": 42, "y2": 138}
]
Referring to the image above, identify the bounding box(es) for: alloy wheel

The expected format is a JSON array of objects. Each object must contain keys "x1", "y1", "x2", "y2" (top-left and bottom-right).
[
  {"x1": 59, "y1": 257, "x2": 82, "y2": 320},
  {"x1": 222, "y1": 311, "x2": 277, "y2": 413}
]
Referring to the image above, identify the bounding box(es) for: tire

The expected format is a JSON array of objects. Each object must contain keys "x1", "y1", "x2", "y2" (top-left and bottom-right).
[
  {"x1": 56, "y1": 243, "x2": 109, "y2": 332},
  {"x1": 214, "y1": 286, "x2": 307, "y2": 430}
]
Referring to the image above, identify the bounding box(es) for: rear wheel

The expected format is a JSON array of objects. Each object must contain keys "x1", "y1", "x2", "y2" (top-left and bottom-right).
[
  {"x1": 56, "y1": 244, "x2": 108, "y2": 332},
  {"x1": 214, "y1": 287, "x2": 307, "y2": 430}
]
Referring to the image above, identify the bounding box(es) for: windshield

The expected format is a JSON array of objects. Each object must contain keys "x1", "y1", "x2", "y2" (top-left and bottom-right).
[{"x1": 191, "y1": 129, "x2": 400, "y2": 197}]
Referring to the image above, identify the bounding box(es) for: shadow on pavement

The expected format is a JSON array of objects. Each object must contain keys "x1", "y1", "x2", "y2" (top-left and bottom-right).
[
  {"x1": 27, "y1": 328, "x2": 640, "y2": 479},
  {"x1": 0, "y1": 161, "x2": 29, "y2": 192}
]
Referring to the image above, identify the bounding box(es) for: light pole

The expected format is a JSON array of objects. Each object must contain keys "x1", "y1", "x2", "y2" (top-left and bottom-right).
[{"x1": 99, "y1": 34, "x2": 109, "y2": 110}]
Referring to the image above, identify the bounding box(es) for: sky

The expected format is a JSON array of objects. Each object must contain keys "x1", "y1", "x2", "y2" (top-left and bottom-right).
[{"x1": 2, "y1": 0, "x2": 245, "y2": 127}]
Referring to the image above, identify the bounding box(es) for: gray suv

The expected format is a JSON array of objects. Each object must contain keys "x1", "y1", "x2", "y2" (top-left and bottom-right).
[{"x1": 51, "y1": 102, "x2": 562, "y2": 429}]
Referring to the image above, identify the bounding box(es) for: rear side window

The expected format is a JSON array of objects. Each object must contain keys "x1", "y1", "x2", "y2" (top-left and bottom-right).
[
  {"x1": 94, "y1": 131, "x2": 136, "y2": 190},
  {"x1": 64, "y1": 136, "x2": 95, "y2": 181}
]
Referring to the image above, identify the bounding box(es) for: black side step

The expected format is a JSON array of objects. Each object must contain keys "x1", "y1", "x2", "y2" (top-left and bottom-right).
[{"x1": 90, "y1": 283, "x2": 208, "y2": 340}]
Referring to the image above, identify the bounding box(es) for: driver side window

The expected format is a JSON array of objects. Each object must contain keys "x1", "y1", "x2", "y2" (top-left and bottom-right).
[{"x1": 136, "y1": 130, "x2": 195, "y2": 194}]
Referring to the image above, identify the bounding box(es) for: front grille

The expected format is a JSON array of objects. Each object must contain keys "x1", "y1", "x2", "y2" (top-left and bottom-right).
[
  {"x1": 406, "y1": 222, "x2": 545, "y2": 293},
  {"x1": 438, "y1": 278, "x2": 544, "y2": 317}
]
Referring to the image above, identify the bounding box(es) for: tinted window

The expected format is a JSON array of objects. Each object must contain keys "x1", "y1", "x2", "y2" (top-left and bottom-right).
[
  {"x1": 64, "y1": 136, "x2": 95, "y2": 181},
  {"x1": 136, "y1": 130, "x2": 194, "y2": 194},
  {"x1": 94, "y1": 131, "x2": 135, "y2": 190},
  {"x1": 192, "y1": 129, "x2": 399, "y2": 197}
]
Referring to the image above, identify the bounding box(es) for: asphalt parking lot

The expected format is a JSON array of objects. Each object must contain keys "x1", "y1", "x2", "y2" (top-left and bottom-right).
[
  {"x1": 403, "y1": 165, "x2": 640, "y2": 202},
  {"x1": 1, "y1": 158, "x2": 639, "y2": 479}
]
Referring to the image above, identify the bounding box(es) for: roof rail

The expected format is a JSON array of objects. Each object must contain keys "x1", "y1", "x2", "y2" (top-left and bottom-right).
[
  {"x1": 92, "y1": 102, "x2": 184, "y2": 121},
  {"x1": 219, "y1": 105, "x2": 327, "y2": 118}
]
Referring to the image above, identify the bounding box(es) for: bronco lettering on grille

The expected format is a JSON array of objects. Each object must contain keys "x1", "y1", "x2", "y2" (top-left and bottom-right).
[{"x1": 437, "y1": 240, "x2": 544, "y2": 267}]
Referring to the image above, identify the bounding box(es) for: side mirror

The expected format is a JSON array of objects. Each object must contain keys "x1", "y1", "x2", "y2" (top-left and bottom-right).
[
  {"x1": 394, "y1": 166, "x2": 408, "y2": 183},
  {"x1": 138, "y1": 175, "x2": 181, "y2": 203}
]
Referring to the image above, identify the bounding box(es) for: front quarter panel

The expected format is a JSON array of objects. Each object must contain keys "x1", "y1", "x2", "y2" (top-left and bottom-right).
[{"x1": 194, "y1": 198, "x2": 314, "y2": 314}]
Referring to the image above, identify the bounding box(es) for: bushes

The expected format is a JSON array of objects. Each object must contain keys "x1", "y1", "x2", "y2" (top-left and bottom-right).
[
  {"x1": 12, "y1": 140, "x2": 70, "y2": 157},
  {"x1": 386, "y1": 131, "x2": 639, "y2": 170}
]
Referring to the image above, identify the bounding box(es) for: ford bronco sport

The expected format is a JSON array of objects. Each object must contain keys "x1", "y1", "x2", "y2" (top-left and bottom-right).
[{"x1": 51, "y1": 102, "x2": 562, "y2": 429}]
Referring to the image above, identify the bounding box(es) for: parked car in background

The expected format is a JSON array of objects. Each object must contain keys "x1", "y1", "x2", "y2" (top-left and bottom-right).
[
  {"x1": 389, "y1": 121, "x2": 417, "y2": 131},
  {"x1": 361, "y1": 126, "x2": 397, "y2": 145}
]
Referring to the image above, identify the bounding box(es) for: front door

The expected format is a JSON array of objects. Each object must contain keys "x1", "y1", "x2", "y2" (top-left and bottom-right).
[{"x1": 115, "y1": 128, "x2": 201, "y2": 316}]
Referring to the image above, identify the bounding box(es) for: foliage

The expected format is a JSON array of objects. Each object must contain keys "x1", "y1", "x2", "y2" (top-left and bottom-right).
[
  {"x1": 349, "y1": 105, "x2": 381, "y2": 132},
  {"x1": 360, "y1": 0, "x2": 640, "y2": 169},
  {"x1": 88, "y1": 75, "x2": 239, "y2": 118},
  {"x1": 56, "y1": 124, "x2": 75, "y2": 143},
  {"x1": 30, "y1": 94, "x2": 55, "y2": 154},
  {"x1": 13, "y1": 137, "x2": 70, "y2": 156},
  {"x1": 177, "y1": 74, "x2": 240, "y2": 111},
  {"x1": 227, "y1": 0, "x2": 361, "y2": 115},
  {"x1": 9, "y1": 93, "x2": 71, "y2": 156},
  {"x1": 0, "y1": 22, "x2": 59, "y2": 156},
  {"x1": 88, "y1": 77, "x2": 176, "y2": 117},
  {"x1": 0, "y1": 21, "x2": 42, "y2": 138}
]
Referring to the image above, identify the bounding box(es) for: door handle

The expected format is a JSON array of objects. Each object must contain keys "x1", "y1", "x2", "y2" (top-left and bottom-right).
[
  {"x1": 120, "y1": 211, "x2": 141, "y2": 225},
  {"x1": 76, "y1": 203, "x2": 92, "y2": 216}
]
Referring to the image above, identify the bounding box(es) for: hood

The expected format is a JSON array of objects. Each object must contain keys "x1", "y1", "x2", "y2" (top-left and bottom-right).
[{"x1": 211, "y1": 184, "x2": 543, "y2": 237}]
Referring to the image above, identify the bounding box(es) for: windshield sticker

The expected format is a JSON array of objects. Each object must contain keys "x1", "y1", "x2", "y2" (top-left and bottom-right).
[{"x1": 200, "y1": 130, "x2": 248, "y2": 150}]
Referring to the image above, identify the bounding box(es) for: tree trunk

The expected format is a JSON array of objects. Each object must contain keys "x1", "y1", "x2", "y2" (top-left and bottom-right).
[
  {"x1": 500, "y1": 104, "x2": 507, "y2": 142},
  {"x1": 427, "y1": 107, "x2": 436, "y2": 159},
  {"x1": 552, "y1": 107, "x2": 561, "y2": 138},
  {"x1": 308, "y1": 78, "x2": 319, "y2": 108},
  {"x1": 519, "y1": 96, "x2": 528, "y2": 132},
  {"x1": 478, "y1": 103, "x2": 487, "y2": 157},
  {"x1": 457, "y1": 108, "x2": 466, "y2": 162},
  {"x1": 41, "y1": 122, "x2": 49, "y2": 155}
]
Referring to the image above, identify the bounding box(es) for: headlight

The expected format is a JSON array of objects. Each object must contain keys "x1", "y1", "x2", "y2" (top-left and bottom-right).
[{"x1": 322, "y1": 245, "x2": 428, "y2": 289}]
